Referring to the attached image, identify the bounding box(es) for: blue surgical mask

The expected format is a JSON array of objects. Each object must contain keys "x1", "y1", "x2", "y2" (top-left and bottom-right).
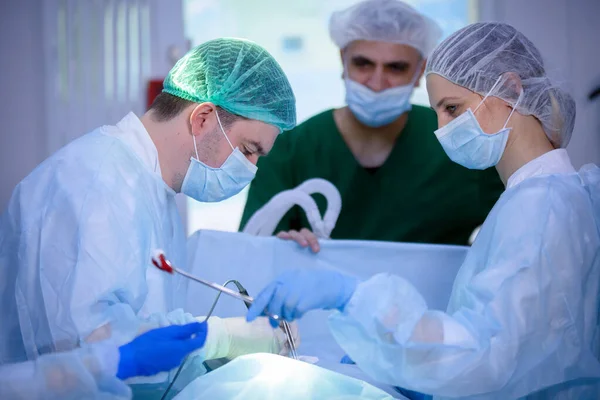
[
  {"x1": 181, "y1": 112, "x2": 257, "y2": 202},
  {"x1": 344, "y1": 61, "x2": 422, "y2": 128},
  {"x1": 345, "y1": 79, "x2": 414, "y2": 127},
  {"x1": 434, "y1": 78, "x2": 521, "y2": 170}
]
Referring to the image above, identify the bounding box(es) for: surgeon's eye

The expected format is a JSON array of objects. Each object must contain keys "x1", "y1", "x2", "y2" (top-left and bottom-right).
[
  {"x1": 241, "y1": 144, "x2": 259, "y2": 157},
  {"x1": 445, "y1": 104, "x2": 458, "y2": 117},
  {"x1": 241, "y1": 146, "x2": 253, "y2": 156},
  {"x1": 387, "y1": 62, "x2": 410, "y2": 73},
  {"x1": 351, "y1": 57, "x2": 375, "y2": 70}
]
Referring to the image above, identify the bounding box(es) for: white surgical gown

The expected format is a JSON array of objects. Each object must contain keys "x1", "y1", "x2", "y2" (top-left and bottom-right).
[
  {"x1": 0, "y1": 113, "x2": 199, "y2": 386},
  {"x1": 329, "y1": 150, "x2": 600, "y2": 399},
  {"x1": 0, "y1": 341, "x2": 130, "y2": 399}
]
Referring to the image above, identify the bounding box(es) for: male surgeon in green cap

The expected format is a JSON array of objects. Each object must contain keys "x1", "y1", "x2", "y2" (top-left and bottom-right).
[{"x1": 0, "y1": 38, "x2": 298, "y2": 396}]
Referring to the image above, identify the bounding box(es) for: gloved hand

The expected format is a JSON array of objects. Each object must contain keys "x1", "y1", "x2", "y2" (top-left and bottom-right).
[
  {"x1": 117, "y1": 322, "x2": 207, "y2": 380},
  {"x1": 203, "y1": 317, "x2": 300, "y2": 360},
  {"x1": 247, "y1": 269, "x2": 359, "y2": 327}
]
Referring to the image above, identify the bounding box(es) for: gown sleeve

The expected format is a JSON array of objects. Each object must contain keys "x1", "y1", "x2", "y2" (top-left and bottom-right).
[
  {"x1": 0, "y1": 342, "x2": 130, "y2": 400},
  {"x1": 328, "y1": 178, "x2": 600, "y2": 398},
  {"x1": 25, "y1": 149, "x2": 197, "y2": 353},
  {"x1": 62, "y1": 182, "x2": 197, "y2": 347}
]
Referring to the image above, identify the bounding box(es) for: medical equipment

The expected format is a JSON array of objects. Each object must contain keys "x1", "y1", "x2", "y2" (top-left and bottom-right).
[
  {"x1": 242, "y1": 178, "x2": 341, "y2": 238},
  {"x1": 160, "y1": 283, "x2": 293, "y2": 400},
  {"x1": 151, "y1": 251, "x2": 299, "y2": 361}
]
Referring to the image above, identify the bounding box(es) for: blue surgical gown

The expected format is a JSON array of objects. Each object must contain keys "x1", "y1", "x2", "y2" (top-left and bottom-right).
[
  {"x1": 329, "y1": 164, "x2": 600, "y2": 399},
  {"x1": 0, "y1": 113, "x2": 198, "y2": 386}
]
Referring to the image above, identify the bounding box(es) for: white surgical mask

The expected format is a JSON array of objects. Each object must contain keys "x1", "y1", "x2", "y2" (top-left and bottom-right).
[
  {"x1": 181, "y1": 112, "x2": 257, "y2": 202},
  {"x1": 434, "y1": 77, "x2": 521, "y2": 170},
  {"x1": 344, "y1": 61, "x2": 421, "y2": 128}
]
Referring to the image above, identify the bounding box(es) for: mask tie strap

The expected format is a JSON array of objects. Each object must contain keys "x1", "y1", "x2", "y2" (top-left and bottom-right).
[
  {"x1": 342, "y1": 51, "x2": 351, "y2": 81},
  {"x1": 474, "y1": 75, "x2": 505, "y2": 113},
  {"x1": 190, "y1": 105, "x2": 202, "y2": 160},
  {"x1": 409, "y1": 59, "x2": 425, "y2": 86},
  {"x1": 192, "y1": 135, "x2": 200, "y2": 160},
  {"x1": 215, "y1": 109, "x2": 235, "y2": 151},
  {"x1": 503, "y1": 92, "x2": 522, "y2": 129}
]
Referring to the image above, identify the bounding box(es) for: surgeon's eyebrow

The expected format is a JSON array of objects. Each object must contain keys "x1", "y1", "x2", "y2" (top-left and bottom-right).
[
  {"x1": 436, "y1": 96, "x2": 461, "y2": 109},
  {"x1": 351, "y1": 55, "x2": 375, "y2": 66},
  {"x1": 385, "y1": 61, "x2": 411, "y2": 71},
  {"x1": 351, "y1": 56, "x2": 411, "y2": 72}
]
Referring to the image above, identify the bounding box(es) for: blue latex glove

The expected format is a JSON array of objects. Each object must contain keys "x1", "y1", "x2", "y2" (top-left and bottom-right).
[
  {"x1": 247, "y1": 269, "x2": 359, "y2": 328},
  {"x1": 340, "y1": 354, "x2": 356, "y2": 364},
  {"x1": 117, "y1": 322, "x2": 208, "y2": 380},
  {"x1": 395, "y1": 387, "x2": 433, "y2": 400}
]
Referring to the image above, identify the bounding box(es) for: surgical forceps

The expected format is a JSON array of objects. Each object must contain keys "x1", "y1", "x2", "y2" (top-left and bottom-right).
[{"x1": 151, "y1": 251, "x2": 299, "y2": 360}]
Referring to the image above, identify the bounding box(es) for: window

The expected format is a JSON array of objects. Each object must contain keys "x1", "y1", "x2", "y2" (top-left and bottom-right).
[{"x1": 184, "y1": 0, "x2": 477, "y2": 236}]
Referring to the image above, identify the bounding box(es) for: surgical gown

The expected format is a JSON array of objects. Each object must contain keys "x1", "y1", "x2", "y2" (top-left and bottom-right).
[
  {"x1": 0, "y1": 341, "x2": 130, "y2": 399},
  {"x1": 329, "y1": 152, "x2": 600, "y2": 399},
  {"x1": 0, "y1": 113, "x2": 200, "y2": 387}
]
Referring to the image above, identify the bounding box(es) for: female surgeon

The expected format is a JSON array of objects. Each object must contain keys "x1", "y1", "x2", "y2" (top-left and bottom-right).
[
  {"x1": 0, "y1": 322, "x2": 207, "y2": 399},
  {"x1": 247, "y1": 22, "x2": 600, "y2": 399}
]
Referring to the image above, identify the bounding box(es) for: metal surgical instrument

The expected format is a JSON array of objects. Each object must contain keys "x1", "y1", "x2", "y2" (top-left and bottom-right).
[{"x1": 151, "y1": 251, "x2": 299, "y2": 360}]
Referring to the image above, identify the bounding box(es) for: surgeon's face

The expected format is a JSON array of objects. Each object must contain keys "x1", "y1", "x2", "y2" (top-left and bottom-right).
[
  {"x1": 206, "y1": 118, "x2": 279, "y2": 167},
  {"x1": 191, "y1": 103, "x2": 278, "y2": 168},
  {"x1": 426, "y1": 73, "x2": 513, "y2": 134},
  {"x1": 342, "y1": 40, "x2": 424, "y2": 92}
]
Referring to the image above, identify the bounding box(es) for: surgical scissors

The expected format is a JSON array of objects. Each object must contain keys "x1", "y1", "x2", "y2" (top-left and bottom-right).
[{"x1": 151, "y1": 251, "x2": 299, "y2": 360}]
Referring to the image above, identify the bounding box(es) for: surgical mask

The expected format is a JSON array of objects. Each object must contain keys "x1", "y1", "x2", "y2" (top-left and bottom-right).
[
  {"x1": 181, "y1": 112, "x2": 257, "y2": 202},
  {"x1": 434, "y1": 77, "x2": 521, "y2": 170},
  {"x1": 344, "y1": 61, "x2": 421, "y2": 128}
]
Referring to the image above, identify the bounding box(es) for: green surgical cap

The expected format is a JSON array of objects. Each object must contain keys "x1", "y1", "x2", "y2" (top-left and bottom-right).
[{"x1": 163, "y1": 38, "x2": 296, "y2": 132}]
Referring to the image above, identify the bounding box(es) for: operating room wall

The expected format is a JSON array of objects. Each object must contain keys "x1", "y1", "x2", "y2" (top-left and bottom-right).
[
  {"x1": 0, "y1": 0, "x2": 187, "y2": 212},
  {"x1": 1, "y1": 1, "x2": 599, "y2": 213},
  {"x1": 479, "y1": 0, "x2": 600, "y2": 168},
  {"x1": 0, "y1": 0, "x2": 46, "y2": 214}
]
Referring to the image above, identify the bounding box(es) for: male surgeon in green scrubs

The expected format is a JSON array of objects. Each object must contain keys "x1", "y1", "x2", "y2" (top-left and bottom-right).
[{"x1": 241, "y1": 0, "x2": 504, "y2": 251}]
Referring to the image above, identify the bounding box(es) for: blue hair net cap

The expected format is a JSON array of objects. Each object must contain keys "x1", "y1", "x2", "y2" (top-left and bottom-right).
[
  {"x1": 163, "y1": 38, "x2": 296, "y2": 133},
  {"x1": 426, "y1": 22, "x2": 576, "y2": 148}
]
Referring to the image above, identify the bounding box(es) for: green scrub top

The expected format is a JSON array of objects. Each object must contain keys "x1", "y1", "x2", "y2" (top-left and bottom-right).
[{"x1": 240, "y1": 106, "x2": 505, "y2": 245}]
